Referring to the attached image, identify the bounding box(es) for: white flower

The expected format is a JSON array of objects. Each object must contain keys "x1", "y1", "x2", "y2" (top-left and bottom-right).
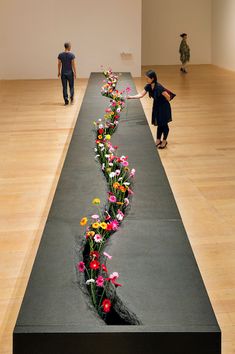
[
  {"x1": 86, "y1": 279, "x2": 95, "y2": 285},
  {"x1": 99, "y1": 143, "x2": 104, "y2": 147},
  {"x1": 123, "y1": 182, "x2": 130, "y2": 186},
  {"x1": 105, "y1": 154, "x2": 110, "y2": 158},
  {"x1": 109, "y1": 163, "x2": 113, "y2": 167},
  {"x1": 109, "y1": 172, "x2": 116, "y2": 178},
  {"x1": 94, "y1": 148, "x2": 98, "y2": 152},
  {"x1": 118, "y1": 177, "x2": 123, "y2": 181}
]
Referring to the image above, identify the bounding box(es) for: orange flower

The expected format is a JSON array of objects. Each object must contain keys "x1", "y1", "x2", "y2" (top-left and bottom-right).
[
  {"x1": 116, "y1": 202, "x2": 124, "y2": 205},
  {"x1": 80, "y1": 217, "x2": 88, "y2": 226},
  {"x1": 86, "y1": 231, "x2": 95, "y2": 238},
  {"x1": 98, "y1": 135, "x2": 103, "y2": 140},
  {"x1": 119, "y1": 186, "x2": 126, "y2": 193},
  {"x1": 113, "y1": 182, "x2": 120, "y2": 189},
  {"x1": 100, "y1": 222, "x2": 107, "y2": 230}
]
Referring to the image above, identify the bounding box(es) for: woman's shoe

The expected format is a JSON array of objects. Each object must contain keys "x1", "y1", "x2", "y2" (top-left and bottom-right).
[
  {"x1": 158, "y1": 141, "x2": 168, "y2": 149},
  {"x1": 156, "y1": 141, "x2": 162, "y2": 147}
]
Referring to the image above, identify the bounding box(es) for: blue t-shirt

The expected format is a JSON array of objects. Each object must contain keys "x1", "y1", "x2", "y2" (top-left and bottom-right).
[{"x1": 58, "y1": 52, "x2": 75, "y2": 74}]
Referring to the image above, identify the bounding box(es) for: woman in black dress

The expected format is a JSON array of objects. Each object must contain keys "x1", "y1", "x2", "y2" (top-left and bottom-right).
[{"x1": 127, "y1": 70, "x2": 173, "y2": 149}]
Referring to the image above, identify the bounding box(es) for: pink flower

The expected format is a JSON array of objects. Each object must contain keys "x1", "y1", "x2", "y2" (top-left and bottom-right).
[
  {"x1": 130, "y1": 168, "x2": 136, "y2": 177},
  {"x1": 94, "y1": 234, "x2": 102, "y2": 243},
  {"x1": 107, "y1": 272, "x2": 122, "y2": 287},
  {"x1": 96, "y1": 275, "x2": 104, "y2": 287},
  {"x1": 92, "y1": 214, "x2": 99, "y2": 219},
  {"x1": 128, "y1": 188, "x2": 134, "y2": 195},
  {"x1": 126, "y1": 85, "x2": 132, "y2": 94},
  {"x1": 103, "y1": 251, "x2": 112, "y2": 260},
  {"x1": 77, "y1": 261, "x2": 85, "y2": 272},
  {"x1": 110, "y1": 220, "x2": 119, "y2": 230},
  {"x1": 124, "y1": 198, "x2": 130, "y2": 206},
  {"x1": 108, "y1": 195, "x2": 117, "y2": 203},
  {"x1": 122, "y1": 161, "x2": 129, "y2": 167},
  {"x1": 115, "y1": 169, "x2": 121, "y2": 176},
  {"x1": 116, "y1": 209, "x2": 124, "y2": 221}
]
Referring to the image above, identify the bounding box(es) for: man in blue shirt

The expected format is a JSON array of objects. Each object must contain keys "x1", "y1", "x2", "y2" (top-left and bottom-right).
[{"x1": 58, "y1": 42, "x2": 76, "y2": 105}]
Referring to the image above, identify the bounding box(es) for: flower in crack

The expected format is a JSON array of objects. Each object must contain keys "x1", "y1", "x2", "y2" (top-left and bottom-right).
[
  {"x1": 100, "y1": 222, "x2": 107, "y2": 230},
  {"x1": 77, "y1": 261, "x2": 85, "y2": 272},
  {"x1": 110, "y1": 220, "x2": 119, "y2": 230},
  {"x1": 115, "y1": 169, "x2": 121, "y2": 176},
  {"x1": 92, "y1": 222, "x2": 100, "y2": 229},
  {"x1": 92, "y1": 198, "x2": 100, "y2": 205},
  {"x1": 107, "y1": 272, "x2": 122, "y2": 287},
  {"x1": 101, "y1": 264, "x2": 108, "y2": 272},
  {"x1": 119, "y1": 185, "x2": 126, "y2": 193},
  {"x1": 90, "y1": 251, "x2": 100, "y2": 260},
  {"x1": 96, "y1": 275, "x2": 104, "y2": 287},
  {"x1": 89, "y1": 260, "x2": 100, "y2": 270},
  {"x1": 86, "y1": 231, "x2": 95, "y2": 238},
  {"x1": 116, "y1": 209, "x2": 124, "y2": 221},
  {"x1": 113, "y1": 182, "x2": 120, "y2": 189},
  {"x1": 92, "y1": 214, "x2": 100, "y2": 220},
  {"x1": 86, "y1": 279, "x2": 95, "y2": 285},
  {"x1": 103, "y1": 251, "x2": 112, "y2": 260},
  {"x1": 108, "y1": 195, "x2": 117, "y2": 203},
  {"x1": 121, "y1": 160, "x2": 129, "y2": 167},
  {"x1": 130, "y1": 168, "x2": 136, "y2": 177},
  {"x1": 102, "y1": 299, "x2": 111, "y2": 313},
  {"x1": 94, "y1": 234, "x2": 102, "y2": 243},
  {"x1": 80, "y1": 217, "x2": 88, "y2": 226}
]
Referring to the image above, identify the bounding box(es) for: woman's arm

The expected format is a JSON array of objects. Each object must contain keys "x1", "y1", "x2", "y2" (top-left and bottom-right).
[
  {"x1": 162, "y1": 91, "x2": 171, "y2": 102},
  {"x1": 127, "y1": 90, "x2": 147, "y2": 99}
]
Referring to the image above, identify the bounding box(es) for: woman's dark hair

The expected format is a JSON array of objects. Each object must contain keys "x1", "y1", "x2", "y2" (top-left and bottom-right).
[
  {"x1": 145, "y1": 70, "x2": 157, "y2": 83},
  {"x1": 180, "y1": 33, "x2": 187, "y2": 38}
]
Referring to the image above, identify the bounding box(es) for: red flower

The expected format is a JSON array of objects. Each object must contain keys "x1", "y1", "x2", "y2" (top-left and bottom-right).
[
  {"x1": 101, "y1": 264, "x2": 108, "y2": 272},
  {"x1": 106, "y1": 223, "x2": 112, "y2": 231},
  {"x1": 102, "y1": 299, "x2": 111, "y2": 313},
  {"x1": 90, "y1": 260, "x2": 100, "y2": 270},
  {"x1": 90, "y1": 251, "x2": 100, "y2": 259},
  {"x1": 98, "y1": 128, "x2": 104, "y2": 134}
]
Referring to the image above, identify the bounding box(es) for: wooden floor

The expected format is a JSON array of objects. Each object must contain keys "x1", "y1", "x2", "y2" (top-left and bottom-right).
[{"x1": 0, "y1": 65, "x2": 235, "y2": 353}]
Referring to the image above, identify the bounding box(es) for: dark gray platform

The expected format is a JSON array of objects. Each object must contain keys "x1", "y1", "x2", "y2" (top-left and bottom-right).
[{"x1": 13, "y1": 73, "x2": 221, "y2": 354}]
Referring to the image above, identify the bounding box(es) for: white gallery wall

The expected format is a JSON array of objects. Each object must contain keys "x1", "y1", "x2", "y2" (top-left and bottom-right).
[
  {"x1": 0, "y1": 0, "x2": 141, "y2": 79},
  {"x1": 212, "y1": 0, "x2": 235, "y2": 72},
  {"x1": 142, "y1": 0, "x2": 212, "y2": 66}
]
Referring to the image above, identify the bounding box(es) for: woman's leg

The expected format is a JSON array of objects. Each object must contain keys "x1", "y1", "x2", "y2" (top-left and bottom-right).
[
  {"x1": 156, "y1": 126, "x2": 163, "y2": 145},
  {"x1": 158, "y1": 124, "x2": 169, "y2": 149}
]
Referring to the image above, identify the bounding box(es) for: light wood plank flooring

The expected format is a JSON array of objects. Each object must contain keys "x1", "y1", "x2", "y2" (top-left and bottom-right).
[{"x1": 0, "y1": 65, "x2": 235, "y2": 353}]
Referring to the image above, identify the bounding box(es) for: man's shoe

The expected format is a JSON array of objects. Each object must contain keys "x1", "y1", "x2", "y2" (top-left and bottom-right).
[
  {"x1": 65, "y1": 99, "x2": 69, "y2": 105},
  {"x1": 70, "y1": 96, "x2": 74, "y2": 104}
]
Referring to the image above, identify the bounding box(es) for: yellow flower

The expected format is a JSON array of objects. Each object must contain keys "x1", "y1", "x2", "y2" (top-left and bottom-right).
[
  {"x1": 124, "y1": 167, "x2": 130, "y2": 172},
  {"x1": 80, "y1": 217, "x2": 88, "y2": 226},
  {"x1": 86, "y1": 231, "x2": 95, "y2": 238},
  {"x1": 106, "y1": 168, "x2": 111, "y2": 173},
  {"x1": 116, "y1": 202, "x2": 124, "y2": 205},
  {"x1": 92, "y1": 198, "x2": 100, "y2": 205},
  {"x1": 113, "y1": 182, "x2": 120, "y2": 189},
  {"x1": 105, "y1": 134, "x2": 111, "y2": 140},
  {"x1": 100, "y1": 222, "x2": 107, "y2": 230},
  {"x1": 98, "y1": 135, "x2": 103, "y2": 140},
  {"x1": 92, "y1": 222, "x2": 100, "y2": 229}
]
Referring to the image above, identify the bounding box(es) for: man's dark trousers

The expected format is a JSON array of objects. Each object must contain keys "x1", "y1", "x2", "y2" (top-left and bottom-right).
[{"x1": 61, "y1": 72, "x2": 74, "y2": 102}]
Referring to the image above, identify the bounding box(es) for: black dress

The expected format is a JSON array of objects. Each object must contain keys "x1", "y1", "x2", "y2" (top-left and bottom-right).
[{"x1": 144, "y1": 83, "x2": 172, "y2": 127}]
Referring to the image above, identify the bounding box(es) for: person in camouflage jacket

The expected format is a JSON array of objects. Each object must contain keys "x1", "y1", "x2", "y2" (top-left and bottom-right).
[{"x1": 179, "y1": 33, "x2": 190, "y2": 73}]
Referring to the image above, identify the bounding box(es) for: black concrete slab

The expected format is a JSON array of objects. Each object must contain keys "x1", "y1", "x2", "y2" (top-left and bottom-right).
[{"x1": 13, "y1": 73, "x2": 221, "y2": 354}]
